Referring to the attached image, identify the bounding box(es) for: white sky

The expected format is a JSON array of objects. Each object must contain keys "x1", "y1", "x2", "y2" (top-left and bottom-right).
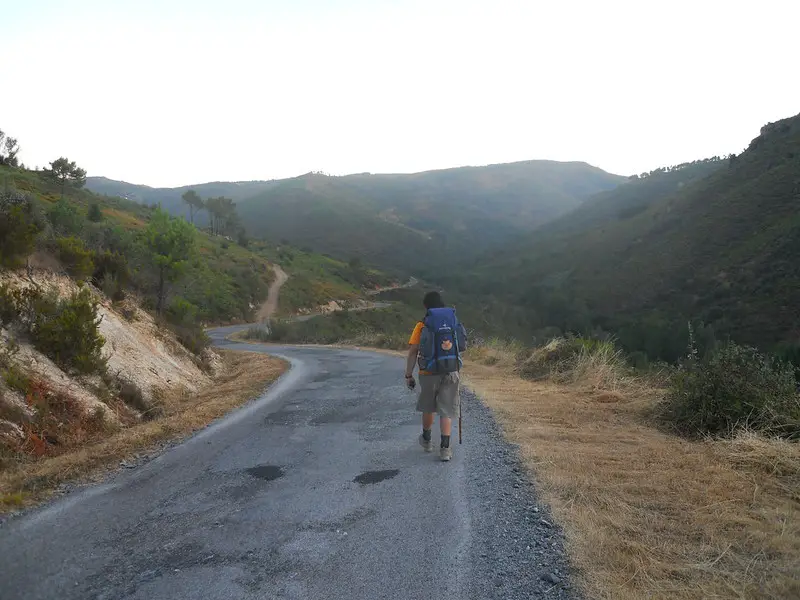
[{"x1": 2, "y1": 0, "x2": 798, "y2": 187}]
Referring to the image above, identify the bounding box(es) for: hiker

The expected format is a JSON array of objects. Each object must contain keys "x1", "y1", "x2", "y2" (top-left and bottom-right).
[{"x1": 405, "y1": 291, "x2": 467, "y2": 462}]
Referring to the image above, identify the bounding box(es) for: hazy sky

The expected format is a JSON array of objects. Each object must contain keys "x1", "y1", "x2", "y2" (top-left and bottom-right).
[{"x1": 2, "y1": 0, "x2": 798, "y2": 187}]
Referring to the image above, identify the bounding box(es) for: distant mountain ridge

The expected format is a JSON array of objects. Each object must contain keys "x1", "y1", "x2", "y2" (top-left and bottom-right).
[
  {"x1": 85, "y1": 176, "x2": 280, "y2": 208},
  {"x1": 88, "y1": 159, "x2": 626, "y2": 275}
]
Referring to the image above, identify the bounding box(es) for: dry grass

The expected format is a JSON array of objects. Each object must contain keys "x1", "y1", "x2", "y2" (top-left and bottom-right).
[
  {"x1": 0, "y1": 350, "x2": 287, "y2": 511},
  {"x1": 463, "y1": 349, "x2": 800, "y2": 600}
]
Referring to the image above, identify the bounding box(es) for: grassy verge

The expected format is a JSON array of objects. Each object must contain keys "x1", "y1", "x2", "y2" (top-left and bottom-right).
[
  {"x1": 0, "y1": 349, "x2": 287, "y2": 512},
  {"x1": 244, "y1": 304, "x2": 418, "y2": 350},
  {"x1": 463, "y1": 342, "x2": 799, "y2": 599}
]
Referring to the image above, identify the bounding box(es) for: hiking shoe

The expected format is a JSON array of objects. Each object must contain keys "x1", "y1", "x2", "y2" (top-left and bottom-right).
[
  {"x1": 440, "y1": 446, "x2": 453, "y2": 462},
  {"x1": 419, "y1": 434, "x2": 433, "y2": 453}
]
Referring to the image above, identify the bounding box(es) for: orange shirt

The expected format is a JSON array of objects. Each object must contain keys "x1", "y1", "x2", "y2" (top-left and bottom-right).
[{"x1": 408, "y1": 321, "x2": 432, "y2": 375}]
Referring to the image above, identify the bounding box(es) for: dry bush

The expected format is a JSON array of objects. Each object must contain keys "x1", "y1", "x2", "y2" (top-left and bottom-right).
[
  {"x1": 514, "y1": 337, "x2": 638, "y2": 393},
  {"x1": 464, "y1": 337, "x2": 522, "y2": 368},
  {"x1": 555, "y1": 342, "x2": 638, "y2": 392},
  {"x1": 116, "y1": 378, "x2": 165, "y2": 420},
  {"x1": 7, "y1": 378, "x2": 113, "y2": 462}
]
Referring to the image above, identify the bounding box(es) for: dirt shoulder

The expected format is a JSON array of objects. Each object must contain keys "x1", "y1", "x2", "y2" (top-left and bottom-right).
[
  {"x1": 463, "y1": 356, "x2": 800, "y2": 600},
  {"x1": 0, "y1": 350, "x2": 287, "y2": 513}
]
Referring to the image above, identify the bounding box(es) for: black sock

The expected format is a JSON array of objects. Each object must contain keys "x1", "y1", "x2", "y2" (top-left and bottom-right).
[
  {"x1": 422, "y1": 428, "x2": 432, "y2": 442},
  {"x1": 441, "y1": 435, "x2": 450, "y2": 449}
]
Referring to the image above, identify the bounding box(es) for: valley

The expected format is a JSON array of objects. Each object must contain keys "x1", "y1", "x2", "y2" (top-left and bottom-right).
[
  {"x1": 4, "y1": 3, "x2": 798, "y2": 599},
  {"x1": 2, "y1": 111, "x2": 799, "y2": 600}
]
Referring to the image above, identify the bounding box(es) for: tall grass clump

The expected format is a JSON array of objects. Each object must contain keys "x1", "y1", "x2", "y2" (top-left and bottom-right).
[
  {"x1": 516, "y1": 336, "x2": 632, "y2": 389},
  {"x1": 659, "y1": 331, "x2": 800, "y2": 439}
]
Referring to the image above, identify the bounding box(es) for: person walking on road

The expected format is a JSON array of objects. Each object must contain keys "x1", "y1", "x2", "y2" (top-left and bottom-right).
[{"x1": 405, "y1": 291, "x2": 467, "y2": 462}]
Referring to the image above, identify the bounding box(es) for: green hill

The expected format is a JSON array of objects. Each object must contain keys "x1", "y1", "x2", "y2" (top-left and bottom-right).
[
  {"x1": 470, "y1": 113, "x2": 800, "y2": 361},
  {"x1": 85, "y1": 177, "x2": 280, "y2": 225},
  {"x1": 89, "y1": 161, "x2": 625, "y2": 276}
]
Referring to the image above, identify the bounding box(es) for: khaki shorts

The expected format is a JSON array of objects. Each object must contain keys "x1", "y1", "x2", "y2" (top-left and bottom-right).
[{"x1": 416, "y1": 372, "x2": 460, "y2": 418}]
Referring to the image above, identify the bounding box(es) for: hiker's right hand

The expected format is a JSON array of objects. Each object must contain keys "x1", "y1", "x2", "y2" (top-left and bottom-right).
[{"x1": 405, "y1": 375, "x2": 416, "y2": 390}]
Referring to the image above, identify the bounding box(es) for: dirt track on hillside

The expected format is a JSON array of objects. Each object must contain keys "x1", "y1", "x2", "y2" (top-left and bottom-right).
[{"x1": 256, "y1": 265, "x2": 289, "y2": 322}]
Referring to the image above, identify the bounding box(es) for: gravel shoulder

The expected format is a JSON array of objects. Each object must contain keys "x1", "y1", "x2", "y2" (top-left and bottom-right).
[{"x1": 462, "y1": 389, "x2": 578, "y2": 599}]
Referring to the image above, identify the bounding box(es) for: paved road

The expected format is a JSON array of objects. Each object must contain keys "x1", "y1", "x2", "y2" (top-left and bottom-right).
[{"x1": 0, "y1": 327, "x2": 576, "y2": 600}]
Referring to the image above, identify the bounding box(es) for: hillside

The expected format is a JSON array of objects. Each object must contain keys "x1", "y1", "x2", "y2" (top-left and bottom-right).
[
  {"x1": 7, "y1": 165, "x2": 400, "y2": 324},
  {"x1": 237, "y1": 160, "x2": 623, "y2": 274},
  {"x1": 472, "y1": 113, "x2": 800, "y2": 361},
  {"x1": 85, "y1": 177, "x2": 278, "y2": 225},
  {"x1": 90, "y1": 160, "x2": 625, "y2": 276}
]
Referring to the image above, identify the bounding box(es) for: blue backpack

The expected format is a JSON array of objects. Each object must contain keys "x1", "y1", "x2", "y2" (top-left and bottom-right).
[{"x1": 418, "y1": 307, "x2": 468, "y2": 373}]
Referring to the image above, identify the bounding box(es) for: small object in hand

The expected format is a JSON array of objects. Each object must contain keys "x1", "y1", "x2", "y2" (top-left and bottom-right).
[{"x1": 405, "y1": 375, "x2": 416, "y2": 390}]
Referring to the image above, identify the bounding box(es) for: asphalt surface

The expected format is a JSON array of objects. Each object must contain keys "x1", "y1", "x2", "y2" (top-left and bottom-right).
[{"x1": 0, "y1": 326, "x2": 578, "y2": 599}]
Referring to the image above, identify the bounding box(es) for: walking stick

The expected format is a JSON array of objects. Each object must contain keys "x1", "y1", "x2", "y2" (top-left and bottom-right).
[{"x1": 459, "y1": 399, "x2": 462, "y2": 444}]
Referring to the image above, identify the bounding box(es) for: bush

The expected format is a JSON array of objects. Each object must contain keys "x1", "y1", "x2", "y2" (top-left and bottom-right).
[
  {"x1": 3, "y1": 363, "x2": 32, "y2": 394},
  {"x1": 516, "y1": 336, "x2": 628, "y2": 390},
  {"x1": 164, "y1": 296, "x2": 210, "y2": 355},
  {"x1": 0, "y1": 284, "x2": 17, "y2": 325},
  {"x1": 660, "y1": 341, "x2": 800, "y2": 439},
  {"x1": 92, "y1": 250, "x2": 129, "y2": 301},
  {"x1": 119, "y1": 380, "x2": 146, "y2": 411},
  {"x1": 174, "y1": 326, "x2": 211, "y2": 356},
  {"x1": 9, "y1": 378, "x2": 110, "y2": 458},
  {"x1": 48, "y1": 197, "x2": 83, "y2": 236},
  {"x1": 516, "y1": 336, "x2": 588, "y2": 380},
  {"x1": 56, "y1": 236, "x2": 95, "y2": 281},
  {"x1": 0, "y1": 195, "x2": 42, "y2": 268},
  {"x1": 0, "y1": 284, "x2": 43, "y2": 327},
  {"x1": 87, "y1": 202, "x2": 103, "y2": 222},
  {"x1": 775, "y1": 341, "x2": 800, "y2": 371},
  {"x1": 166, "y1": 296, "x2": 198, "y2": 326},
  {"x1": 117, "y1": 379, "x2": 163, "y2": 419},
  {"x1": 245, "y1": 325, "x2": 271, "y2": 342},
  {"x1": 31, "y1": 287, "x2": 107, "y2": 375}
]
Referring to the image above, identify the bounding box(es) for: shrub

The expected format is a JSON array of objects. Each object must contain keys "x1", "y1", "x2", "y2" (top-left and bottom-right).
[
  {"x1": 117, "y1": 378, "x2": 163, "y2": 419},
  {"x1": 0, "y1": 284, "x2": 44, "y2": 327},
  {"x1": 13, "y1": 379, "x2": 110, "y2": 458},
  {"x1": 47, "y1": 197, "x2": 83, "y2": 236},
  {"x1": 119, "y1": 380, "x2": 147, "y2": 412},
  {"x1": 166, "y1": 296, "x2": 198, "y2": 325},
  {"x1": 56, "y1": 236, "x2": 95, "y2": 281},
  {"x1": 0, "y1": 335, "x2": 19, "y2": 370},
  {"x1": 87, "y1": 202, "x2": 103, "y2": 222},
  {"x1": 0, "y1": 196, "x2": 42, "y2": 268},
  {"x1": 164, "y1": 296, "x2": 210, "y2": 355},
  {"x1": 0, "y1": 284, "x2": 17, "y2": 325},
  {"x1": 660, "y1": 341, "x2": 800, "y2": 439},
  {"x1": 92, "y1": 250, "x2": 129, "y2": 300},
  {"x1": 516, "y1": 336, "x2": 629, "y2": 389},
  {"x1": 174, "y1": 326, "x2": 211, "y2": 356},
  {"x1": 516, "y1": 336, "x2": 587, "y2": 380},
  {"x1": 775, "y1": 341, "x2": 800, "y2": 372},
  {"x1": 3, "y1": 363, "x2": 32, "y2": 394},
  {"x1": 31, "y1": 287, "x2": 107, "y2": 375},
  {"x1": 245, "y1": 325, "x2": 271, "y2": 342}
]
